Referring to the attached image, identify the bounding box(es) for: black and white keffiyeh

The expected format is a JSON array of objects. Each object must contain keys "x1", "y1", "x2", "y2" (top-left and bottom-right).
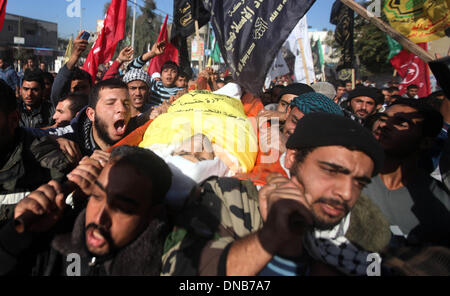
[
  {"x1": 123, "y1": 68, "x2": 151, "y2": 87},
  {"x1": 304, "y1": 213, "x2": 377, "y2": 276}
]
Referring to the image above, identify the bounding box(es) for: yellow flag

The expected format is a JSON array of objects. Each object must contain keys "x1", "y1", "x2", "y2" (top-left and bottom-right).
[
  {"x1": 384, "y1": 0, "x2": 450, "y2": 43},
  {"x1": 63, "y1": 37, "x2": 73, "y2": 64},
  {"x1": 139, "y1": 91, "x2": 258, "y2": 173}
]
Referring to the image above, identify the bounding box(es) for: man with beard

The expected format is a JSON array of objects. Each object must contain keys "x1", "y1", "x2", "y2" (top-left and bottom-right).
[
  {"x1": 162, "y1": 113, "x2": 391, "y2": 276},
  {"x1": 0, "y1": 145, "x2": 172, "y2": 275},
  {"x1": 26, "y1": 79, "x2": 145, "y2": 158},
  {"x1": 342, "y1": 86, "x2": 383, "y2": 125},
  {"x1": 363, "y1": 98, "x2": 450, "y2": 247}
]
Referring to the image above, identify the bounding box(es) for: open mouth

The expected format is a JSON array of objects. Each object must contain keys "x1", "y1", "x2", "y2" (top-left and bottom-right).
[
  {"x1": 86, "y1": 228, "x2": 107, "y2": 248},
  {"x1": 113, "y1": 119, "x2": 126, "y2": 136}
]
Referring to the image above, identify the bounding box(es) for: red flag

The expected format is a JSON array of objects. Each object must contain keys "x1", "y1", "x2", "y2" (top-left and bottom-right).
[
  {"x1": 0, "y1": 0, "x2": 7, "y2": 32},
  {"x1": 82, "y1": 0, "x2": 127, "y2": 84},
  {"x1": 147, "y1": 14, "x2": 179, "y2": 76},
  {"x1": 390, "y1": 43, "x2": 431, "y2": 98}
]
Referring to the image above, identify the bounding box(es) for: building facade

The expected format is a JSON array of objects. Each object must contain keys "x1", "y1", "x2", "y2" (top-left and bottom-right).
[{"x1": 0, "y1": 13, "x2": 61, "y2": 72}]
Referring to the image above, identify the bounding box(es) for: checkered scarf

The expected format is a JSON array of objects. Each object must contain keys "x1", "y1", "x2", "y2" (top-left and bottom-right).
[{"x1": 304, "y1": 213, "x2": 376, "y2": 276}]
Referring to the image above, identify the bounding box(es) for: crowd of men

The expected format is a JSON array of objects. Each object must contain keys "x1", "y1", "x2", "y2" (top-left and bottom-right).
[{"x1": 0, "y1": 30, "x2": 449, "y2": 276}]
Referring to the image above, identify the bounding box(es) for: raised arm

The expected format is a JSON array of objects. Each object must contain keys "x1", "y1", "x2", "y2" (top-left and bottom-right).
[
  {"x1": 50, "y1": 31, "x2": 88, "y2": 105},
  {"x1": 127, "y1": 41, "x2": 167, "y2": 71},
  {"x1": 103, "y1": 46, "x2": 134, "y2": 80}
]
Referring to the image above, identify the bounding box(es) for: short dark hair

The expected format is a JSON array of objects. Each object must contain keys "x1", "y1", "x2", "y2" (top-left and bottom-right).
[
  {"x1": 22, "y1": 72, "x2": 44, "y2": 89},
  {"x1": 89, "y1": 78, "x2": 128, "y2": 109},
  {"x1": 177, "y1": 71, "x2": 189, "y2": 79},
  {"x1": 289, "y1": 147, "x2": 316, "y2": 177},
  {"x1": 72, "y1": 67, "x2": 93, "y2": 87},
  {"x1": 0, "y1": 79, "x2": 18, "y2": 114},
  {"x1": 61, "y1": 92, "x2": 89, "y2": 116},
  {"x1": 337, "y1": 81, "x2": 347, "y2": 88},
  {"x1": 388, "y1": 86, "x2": 399, "y2": 93},
  {"x1": 161, "y1": 61, "x2": 179, "y2": 74},
  {"x1": 110, "y1": 145, "x2": 172, "y2": 206},
  {"x1": 390, "y1": 98, "x2": 443, "y2": 138},
  {"x1": 407, "y1": 84, "x2": 419, "y2": 90}
]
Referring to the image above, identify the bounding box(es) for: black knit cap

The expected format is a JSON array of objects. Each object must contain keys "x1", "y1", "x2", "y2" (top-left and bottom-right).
[
  {"x1": 348, "y1": 86, "x2": 384, "y2": 105},
  {"x1": 278, "y1": 83, "x2": 315, "y2": 99},
  {"x1": 286, "y1": 113, "x2": 384, "y2": 176}
]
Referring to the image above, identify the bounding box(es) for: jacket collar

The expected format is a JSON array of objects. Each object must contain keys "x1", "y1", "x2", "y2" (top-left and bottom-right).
[{"x1": 51, "y1": 209, "x2": 168, "y2": 275}]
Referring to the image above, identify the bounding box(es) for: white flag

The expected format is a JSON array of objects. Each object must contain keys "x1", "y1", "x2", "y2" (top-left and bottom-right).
[
  {"x1": 284, "y1": 16, "x2": 315, "y2": 85},
  {"x1": 264, "y1": 51, "x2": 290, "y2": 89},
  {"x1": 66, "y1": 0, "x2": 81, "y2": 18}
]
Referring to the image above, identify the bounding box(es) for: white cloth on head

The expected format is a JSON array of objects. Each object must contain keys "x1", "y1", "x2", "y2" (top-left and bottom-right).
[
  {"x1": 213, "y1": 82, "x2": 242, "y2": 100},
  {"x1": 164, "y1": 155, "x2": 230, "y2": 184}
]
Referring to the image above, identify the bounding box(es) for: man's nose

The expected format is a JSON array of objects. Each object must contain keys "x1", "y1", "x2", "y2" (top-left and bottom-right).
[
  {"x1": 332, "y1": 178, "x2": 353, "y2": 203},
  {"x1": 93, "y1": 204, "x2": 111, "y2": 229}
]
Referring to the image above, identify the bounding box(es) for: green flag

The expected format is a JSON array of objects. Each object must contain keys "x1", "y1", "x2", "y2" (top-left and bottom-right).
[
  {"x1": 386, "y1": 35, "x2": 402, "y2": 61},
  {"x1": 210, "y1": 33, "x2": 221, "y2": 63},
  {"x1": 317, "y1": 38, "x2": 324, "y2": 66}
]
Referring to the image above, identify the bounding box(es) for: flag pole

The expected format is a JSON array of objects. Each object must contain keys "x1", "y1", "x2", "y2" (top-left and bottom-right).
[
  {"x1": 205, "y1": 24, "x2": 211, "y2": 69},
  {"x1": 340, "y1": 0, "x2": 434, "y2": 63},
  {"x1": 298, "y1": 38, "x2": 310, "y2": 85},
  {"x1": 195, "y1": 20, "x2": 203, "y2": 72},
  {"x1": 131, "y1": 0, "x2": 137, "y2": 49},
  {"x1": 352, "y1": 68, "x2": 355, "y2": 89}
]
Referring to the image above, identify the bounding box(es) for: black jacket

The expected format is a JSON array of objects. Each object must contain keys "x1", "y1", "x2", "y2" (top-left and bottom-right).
[
  {"x1": 0, "y1": 129, "x2": 73, "y2": 224},
  {"x1": 0, "y1": 209, "x2": 168, "y2": 276},
  {"x1": 19, "y1": 100, "x2": 55, "y2": 128}
]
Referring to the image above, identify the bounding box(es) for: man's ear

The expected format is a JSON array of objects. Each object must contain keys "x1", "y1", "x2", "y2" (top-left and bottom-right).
[
  {"x1": 86, "y1": 107, "x2": 95, "y2": 122},
  {"x1": 284, "y1": 149, "x2": 297, "y2": 170}
]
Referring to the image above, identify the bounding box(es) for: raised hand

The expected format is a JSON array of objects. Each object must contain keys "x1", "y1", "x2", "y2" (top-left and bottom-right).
[
  {"x1": 14, "y1": 180, "x2": 67, "y2": 233},
  {"x1": 67, "y1": 156, "x2": 104, "y2": 196},
  {"x1": 117, "y1": 46, "x2": 134, "y2": 64},
  {"x1": 151, "y1": 40, "x2": 167, "y2": 56},
  {"x1": 67, "y1": 31, "x2": 89, "y2": 69}
]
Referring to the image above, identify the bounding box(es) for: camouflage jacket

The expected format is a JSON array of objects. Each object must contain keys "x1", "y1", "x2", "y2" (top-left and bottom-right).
[
  {"x1": 161, "y1": 177, "x2": 391, "y2": 276},
  {"x1": 161, "y1": 177, "x2": 262, "y2": 276}
]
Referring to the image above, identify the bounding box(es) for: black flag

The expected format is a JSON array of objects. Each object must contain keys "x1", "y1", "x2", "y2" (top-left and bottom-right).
[
  {"x1": 171, "y1": 0, "x2": 210, "y2": 80},
  {"x1": 202, "y1": 0, "x2": 316, "y2": 96},
  {"x1": 330, "y1": 0, "x2": 354, "y2": 72},
  {"x1": 171, "y1": 0, "x2": 210, "y2": 39}
]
